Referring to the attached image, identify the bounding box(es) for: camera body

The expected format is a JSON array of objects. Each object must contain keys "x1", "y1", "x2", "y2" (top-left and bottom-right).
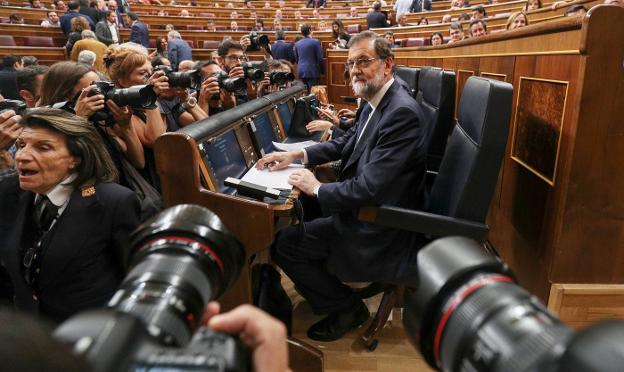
[
  {"x1": 53, "y1": 205, "x2": 250, "y2": 372},
  {"x1": 248, "y1": 32, "x2": 270, "y2": 52},
  {"x1": 154, "y1": 65, "x2": 203, "y2": 91},
  {"x1": 85, "y1": 81, "x2": 158, "y2": 126},
  {"x1": 213, "y1": 71, "x2": 247, "y2": 93},
  {"x1": 0, "y1": 99, "x2": 27, "y2": 115},
  {"x1": 269, "y1": 71, "x2": 295, "y2": 86},
  {"x1": 241, "y1": 61, "x2": 267, "y2": 82}
]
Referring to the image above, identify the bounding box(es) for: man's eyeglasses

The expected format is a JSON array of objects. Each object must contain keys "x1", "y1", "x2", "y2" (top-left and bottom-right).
[
  {"x1": 345, "y1": 57, "x2": 379, "y2": 70},
  {"x1": 225, "y1": 55, "x2": 249, "y2": 63}
]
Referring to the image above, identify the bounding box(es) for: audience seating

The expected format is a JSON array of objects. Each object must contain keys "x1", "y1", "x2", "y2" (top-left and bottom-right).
[
  {"x1": 187, "y1": 24, "x2": 205, "y2": 31},
  {"x1": 358, "y1": 76, "x2": 513, "y2": 351},
  {"x1": 202, "y1": 40, "x2": 220, "y2": 49},
  {"x1": 346, "y1": 24, "x2": 360, "y2": 34},
  {"x1": 416, "y1": 67, "x2": 456, "y2": 173},
  {"x1": 404, "y1": 38, "x2": 426, "y2": 48},
  {"x1": 395, "y1": 66, "x2": 420, "y2": 98},
  {"x1": 23, "y1": 36, "x2": 54, "y2": 47},
  {"x1": 0, "y1": 35, "x2": 16, "y2": 46}
]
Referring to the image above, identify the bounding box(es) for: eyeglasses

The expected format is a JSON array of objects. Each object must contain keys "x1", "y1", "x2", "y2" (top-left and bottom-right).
[
  {"x1": 345, "y1": 57, "x2": 379, "y2": 70},
  {"x1": 225, "y1": 55, "x2": 249, "y2": 63}
]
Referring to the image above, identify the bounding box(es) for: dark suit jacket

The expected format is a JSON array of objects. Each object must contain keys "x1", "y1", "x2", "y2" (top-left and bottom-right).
[
  {"x1": 167, "y1": 38, "x2": 193, "y2": 71},
  {"x1": 0, "y1": 177, "x2": 141, "y2": 323},
  {"x1": 305, "y1": 80, "x2": 427, "y2": 282},
  {"x1": 0, "y1": 70, "x2": 20, "y2": 100},
  {"x1": 60, "y1": 11, "x2": 96, "y2": 35},
  {"x1": 294, "y1": 36, "x2": 324, "y2": 79},
  {"x1": 410, "y1": 0, "x2": 432, "y2": 12},
  {"x1": 95, "y1": 20, "x2": 118, "y2": 45},
  {"x1": 305, "y1": 0, "x2": 325, "y2": 7},
  {"x1": 271, "y1": 40, "x2": 295, "y2": 64},
  {"x1": 80, "y1": 5, "x2": 101, "y2": 23},
  {"x1": 367, "y1": 11, "x2": 389, "y2": 29},
  {"x1": 130, "y1": 20, "x2": 150, "y2": 48}
]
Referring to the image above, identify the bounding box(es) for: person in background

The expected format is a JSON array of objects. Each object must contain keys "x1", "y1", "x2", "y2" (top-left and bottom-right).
[
  {"x1": 394, "y1": 0, "x2": 412, "y2": 22},
  {"x1": 106, "y1": 0, "x2": 124, "y2": 27},
  {"x1": 28, "y1": 0, "x2": 46, "y2": 8},
  {"x1": 167, "y1": 31, "x2": 193, "y2": 71},
  {"x1": 564, "y1": 4, "x2": 587, "y2": 16},
  {"x1": 524, "y1": 0, "x2": 542, "y2": 11},
  {"x1": 349, "y1": 7, "x2": 358, "y2": 17},
  {"x1": 410, "y1": 0, "x2": 432, "y2": 13},
  {"x1": 448, "y1": 21, "x2": 465, "y2": 43},
  {"x1": 70, "y1": 30, "x2": 108, "y2": 73},
  {"x1": 430, "y1": 31, "x2": 444, "y2": 46},
  {"x1": 22, "y1": 56, "x2": 39, "y2": 68},
  {"x1": 65, "y1": 16, "x2": 91, "y2": 57},
  {"x1": 472, "y1": 5, "x2": 487, "y2": 20},
  {"x1": 9, "y1": 13, "x2": 24, "y2": 24},
  {"x1": 216, "y1": 39, "x2": 251, "y2": 104},
  {"x1": 469, "y1": 19, "x2": 487, "y2": 38},
  {"x1": 16, "y1": 65, "x2": 49, "y2": 108},
  {"x1": 0, "y1": 107, "x2": 141, "y2": 323},
  {"x1": 506, "y1": 11, "x2": 529, "y2": 30},
  {"x1": 330, "y1": 19, "x2": 351, "y2": 49},
  {"x1": 294, "y1": 24, "x2": 324, "y2": 92},
  {"x1": 366, "y1": 1, "x2": 389, "y2": 28},
  {"x1": 0, "y1": 55, "x2": 23, "y2": 100},
  {"x1": 271, "y1": 30, "x2": 296, "y2": 64},
  {"x1": 384, "y1": 31, "x2": 400, "y2": 48},
  {"x1": 230, "y1": 21, "x2": 239, "y2": 32},
  {"x1": 177, "y1": 60, "x2": 195, "y2": 72},
  {"x1": 77, "y1": 50, "x2": 107, "y2": 80},
  {"x1": 126, "y1": 12, "x2": 150, "y2": 48},
  {"x1": 41, "y1": 11, "x2": 61, "y2": 27},
  {"x1": 54, "y1": 0, "x2": 68, "y2": 11},
  {"x1": 60, "y1": 1, "x2": 95, "y2": 36},
  {"x1": 165, "y1": 23, "x2": 175, "y2": 31},
  {"x1": 397, "y1": 14, "x2": 409, "y2": 27},
  {"x1": 79, "y1": 0, "x2": 101, "y2": 23},
  {"x1": 95, "y1": 10, "x2": 120, "y2": 46}
]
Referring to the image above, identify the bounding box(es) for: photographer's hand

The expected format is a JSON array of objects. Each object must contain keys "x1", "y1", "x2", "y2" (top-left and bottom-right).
[
  {"x1": 256, "y1": 75, "x2": 271, "y2": 97},
  {"x1": 228, "y1": 66, "x2": 245, "y2": 80},
  {"x1": 74, "y1": 86, "x2": 105, "y2": 119},
  {"x1": 239, "y1": 35, "x2": 251, "y2": 51},
  {"x1": 148, "y1": 71, "x2": 170, "y2": 96},
  {"x1": 208, "y1": 304, "x2": 291, "y2": 372},
  {"x1": 316, "y1": 107, "x2": 339, "y2": 125},
  {"x1": 107, "y1": 100, "x2": 132, "y2": 127},
  {"x1": 0, "y1": 110, "x2": 22, "y2": 151}
]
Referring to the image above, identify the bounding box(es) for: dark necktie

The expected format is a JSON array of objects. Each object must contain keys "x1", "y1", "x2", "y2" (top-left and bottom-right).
[
  {"x1": 34, "y1": 195, "x2": 59, "y2": 234},
  {"x1": 355, "y1": 103, "x2": 373, "y2": 144},
  {"x1": 23, "y1": 195, "x2": 59, "y2": 286}
]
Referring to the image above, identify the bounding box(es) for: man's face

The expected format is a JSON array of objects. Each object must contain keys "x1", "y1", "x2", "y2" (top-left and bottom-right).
[
  {"x1": 450, "y1": 27, "x2": 464, "y2": 41},
  {"x1": 56, "y1": 0, "x2": 66, "y2": 9},
  {"x1": 384, "y1": 34, "x2": 394, "y2": 44},
  {"x1": 470, "y1": 23, "x2": 486, "y2": 37},
  {"x1": 106, "y1": 11, "x2": 116, "y2": 23},
  {"x1": 32, "y1": 0, "x2": 41, "y2": 7},
  {"x1": 230, "y1": 21, "x2": 238, "y2": 31},
  {"x1": 49, "y1": 12, "x2": 59, "y2": 22},
  {"x1": 472, "y1": 10, "x2": 483, "y2": 19},
  {"x1": 207, "y1": 22, "x2": 215, "y2": 31},
  {"x1": 347, "y1": 39, "x2": 390, "y2": 100},
  {"x1": 108, "y1": 0, "x2": 116, "y2": 10},
  {"x1": 123, "y1": 14, "x2": 130, "y2": 24},
  {"x1": 221, "y1": 48, "x2": 245, "y2": 70}
]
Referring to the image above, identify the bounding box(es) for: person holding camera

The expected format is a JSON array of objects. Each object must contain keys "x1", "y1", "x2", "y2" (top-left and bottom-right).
[
  {"x1": 196, "y1": 60, "x2": 237, "y2": 116},
  {"x1": 0, "y1": 107, "x2": 141, "y2": 323},
  {"x1": 216, "y1": 39, "x2": 252, "y2": 105}
]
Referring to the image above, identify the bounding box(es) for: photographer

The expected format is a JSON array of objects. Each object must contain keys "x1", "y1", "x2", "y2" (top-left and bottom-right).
[
  {"x1": 38, "y1": 62, "x2": 146, "y2": 174},
  {"x1": 216, "y1": 39, "x2": 251, "y2": 104},
  {"x1": 196, "y1": 60, "x2": 237, "y2": 116},
  {"x1": 255, "y1": 59, "x2": 296, "y2": 97},
  {"x1": 0, "y1": 108, "x2": 22, "y2": 171}
]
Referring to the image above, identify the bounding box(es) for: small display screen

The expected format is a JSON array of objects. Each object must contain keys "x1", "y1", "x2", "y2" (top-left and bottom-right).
[
  {"x1": 253, "y1": 112, "x2": 277, "y2": 155},
  {"x1": 200, "y1": 131, "x2": 248, "y2": 194},
  {"x1": 277, "y1": 102, "x2": 292, "y2": 134}
]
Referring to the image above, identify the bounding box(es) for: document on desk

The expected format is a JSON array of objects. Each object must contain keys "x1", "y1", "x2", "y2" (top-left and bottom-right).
[
  {"x1": 242, "y1": 164, "x2": 305, "y2": 190},
  {"x1": 272, "y1": 141, "x2": 318, "y2": 152}
]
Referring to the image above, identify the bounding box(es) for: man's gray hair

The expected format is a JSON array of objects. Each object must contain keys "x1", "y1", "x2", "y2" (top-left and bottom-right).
[
  {"x1": 347, "y1": 30, "x2": 395, "y2": 61},
  {"x1": 118, "y1": 42, "x2": 148, "y2": 55},
  {"x1": 77, "y1": 50, "x2": 96, "y2": 66},
  {"x1": 167, "y1": 30, "x2": 182, "y2": 39},
  {"x1": 81, "y1": 29, "x2": 97, "y2": 39}
]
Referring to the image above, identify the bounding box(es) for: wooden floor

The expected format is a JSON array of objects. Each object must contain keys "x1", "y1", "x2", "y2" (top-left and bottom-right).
[{"x1": 283, "y1": 275, "x2": 434, "y2": 372}]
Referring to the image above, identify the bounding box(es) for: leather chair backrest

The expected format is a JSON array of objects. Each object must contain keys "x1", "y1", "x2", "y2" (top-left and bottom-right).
[
  {"x1": 202, "y1": 40, "x2": 220, "y2": 49},
  {"x1": 0, "y1": 35, "x2": 16, "y2": 46},
  {"x1": 24, "y1": 36, "x2": 55, "y2": 47},
  {"x1": 416, "y1": 66, "x2": 456, "y2": 172},
  {"x1": 347, "y1": 24, "x2": 360, "y2": 33},
  {"x1": 404, "y1": 38, "x2": 425, "y2": 47},
  {"x1": 395, "y1": 66, "x2": 420, "y2": 98},
  {"x1": 429, "y1": 76, "x2": 513, "y2": 222}
]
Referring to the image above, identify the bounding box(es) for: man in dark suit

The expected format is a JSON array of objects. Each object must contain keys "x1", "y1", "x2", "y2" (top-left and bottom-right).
[
  {"x1": 305, "y1": 0, "x2": 325, "y2": 7},
  {"x1": 167, "y1": 31, "x2": 193, "y2": 71},
  {"x1": 294, "y1": 24, "x2": 324, "y2": 92},
  {"x1": 410, "y1": 0, "x2": 432, "y2": 13},
  {"x1": 366, "y1": 1, "x2": 389, "y2": 29},
  {"x1": 0, "y1": 55, "x2": 22, "y2": 100},
  {"x1": 271, "y1": 30, "x2": 295, "y2": 64},
  {"x1": 60, "y1": 1, "x2": 95, "y2": 35},
  {"x1": 127, "y1": 11, "x2": 149, "y2": 48},
  {"x1": 256, "y1": 31, "x2": 427, "y2": 342},
  {"x1": 95, "y1": 10, "x2": 119, "y2": 46},
  {"x1": 79, "y1": 0, "x2": 100, "y2": 23}
]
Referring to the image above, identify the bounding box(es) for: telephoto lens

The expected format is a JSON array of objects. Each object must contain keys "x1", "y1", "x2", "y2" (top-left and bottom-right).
[
  {"x1": 213, "y1": 71, "x2": 247, "y2": 93},
  {"x1": 403, "y1": 237, "x2": 572, "y2": 372},
  {"x1": 269, "y1": 71, "x2": 295, "y2": 86},
  {"x1": 0, "y1": 99, "x2": 27, "y2": 115},
  {"x1": 242, "y1": 61, "x2": 266, "y2": 82},
  {"x1": 108, "y1": 204, "x2": 246, "y2": 346}
]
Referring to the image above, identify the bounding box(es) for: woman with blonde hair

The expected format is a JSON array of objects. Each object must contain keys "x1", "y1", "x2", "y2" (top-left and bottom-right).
[
  {"x1": 506, "y1": 11, "x2": 529, "y2": 30},
  {"x1": 65, "y1": 16, "x2": 90, "y2": 56}
]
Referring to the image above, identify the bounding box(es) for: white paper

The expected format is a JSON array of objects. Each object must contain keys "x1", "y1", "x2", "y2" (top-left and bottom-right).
[
  {"x1": 241, "y1": 164, "x2": 305, "y2": 190},
  {"x1": 272, "y1": 140, "x2": 318, "y2": 152}
]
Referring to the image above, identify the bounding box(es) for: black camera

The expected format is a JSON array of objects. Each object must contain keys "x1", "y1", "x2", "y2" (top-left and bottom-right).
[
  {"x1": 86, "y1": 81, "x2": 158, "y2": 126},
  {"x1": 248, "y1": 31, "x2": 270, "y2": 52},
  {"x1": 241, "y1": 61, "x2": 267, "y2": 82},
  {"x1": 269, "y1": 71, "x2": 295, "y2": 86},
  {"x1": 0, "y1": 99, "x2": 27, "y2": 115},
  {"x1": 53, "y1": 205, "x2": 250, "y2": 372},
  {"x1": 154, "y1": 65, "x2": 203, "y2": 91},
  {"x1": 213, "y1": 71, "x2": 247, "y2": 93},
  {"x1": 403, "y1": 236, "x2": 624, "y2": 372}
]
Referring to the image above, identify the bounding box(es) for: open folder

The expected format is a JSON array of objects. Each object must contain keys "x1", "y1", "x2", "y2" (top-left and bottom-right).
[{"x1": 241, "y1": 164, "x2": 305, "y2": 190}]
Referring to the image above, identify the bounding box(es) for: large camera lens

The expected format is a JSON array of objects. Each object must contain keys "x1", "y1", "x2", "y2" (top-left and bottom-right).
[
  {"x1": 109, "y1": 85, "x2": 158, "y2": 109},
  {"x1": 269, "y1": 71, "x2": 295, "y2": 86},
  {"x1": 242, "y1": 61, "x2": 266, "y2": 82},
  {"x1": 168, "y1": 70, "x2": 202, "y2": 89},
  {"x1": 0, "y1": 99, "x2": 27, "y2": 115},
  {"x1": 107, "y1": 204, "x2": 245, "y2": 346},
  {"x1": 403, "y1": 237, "x2": 572, "y2": 372},
  {"x1": 214, "y1": 71, "x2": 247, "y2": 93}
]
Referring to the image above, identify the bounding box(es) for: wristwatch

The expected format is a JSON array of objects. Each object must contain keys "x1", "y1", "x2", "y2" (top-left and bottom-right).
[{"x1": 183, "y1": 96, "x2": 197, "y2": 109}]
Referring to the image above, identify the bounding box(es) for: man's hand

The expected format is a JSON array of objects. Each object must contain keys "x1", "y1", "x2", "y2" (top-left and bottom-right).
[
  {"x1": 239, "y1": 35, "x2": 251, "y2": 51},
  {"x1": 200, "y1": 76, "x2": 221, "y2": 103},
  {"x1": 228, "y1": 66, "x2": 245, "y2": 79},
  {"x1": 0, "y1": 110, "x2": 22, "y2": 151},
  {"x1": 316, "y1": 106, "x2": 339, "y2": 125},
  {"x1": 255, "y1": 75, "x2": 271, "y2": 97},
  {"x1": 306, "y1": 119, "x2": 333, "y2": 133},
  {"x1": 255, "y1": 150, "x2": 303, "y2": 171},
  {"x1": 74, "y1": 86, "x2": 105, "y2": 119},
  {"x1": 288, "y1": 168, "x2": 321, "y2": 196},
  {"x1": 337, "y1": 108, "x2": 356, "y2": 119},
  {"x1": 207, "y1": 303, "x2": 290, "y2": 372}
]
